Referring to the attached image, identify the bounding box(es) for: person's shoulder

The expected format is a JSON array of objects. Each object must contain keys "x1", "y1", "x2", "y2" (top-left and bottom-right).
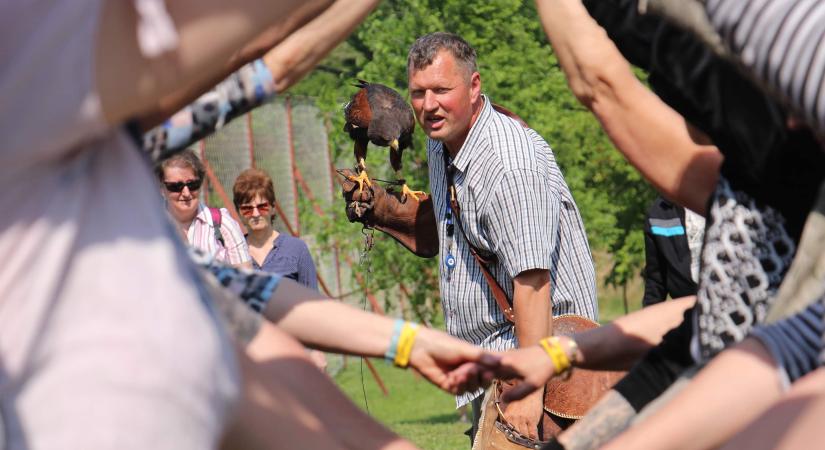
[
  {"x1": 281, "y1": 235, "x2": 311, "y2": 252},
  {"x1": 216, "y1": 207, "x2": 234, "y2": 222},
  {"x1": 647, "y1": 196, "x2": 682, "y2": 218},
  {"x1": 487, "y1": 106, "x2": 531, "y2": 139},
  {"x1": 491, "y1": 124, "x2": 552, "y2": 173}
]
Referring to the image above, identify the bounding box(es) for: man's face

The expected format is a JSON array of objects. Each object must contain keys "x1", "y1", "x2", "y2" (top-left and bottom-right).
[{"x1": 408, "y1": 50, "x2": 481, "y2": 152}]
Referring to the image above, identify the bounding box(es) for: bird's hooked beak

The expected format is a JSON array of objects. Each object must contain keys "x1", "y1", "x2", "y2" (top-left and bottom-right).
[{"x1": 390, "y1": 139, "x2": 399, "y2": 151}]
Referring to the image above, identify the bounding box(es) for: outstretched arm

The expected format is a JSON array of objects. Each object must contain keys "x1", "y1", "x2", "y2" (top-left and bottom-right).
[
  {"x1": 262, "y1": 278, "x2": 497, "y2": 394},
  {"x1": 721, "y1": 368, "x2": 825, "y2": 450},
  {"x1": 601, "y1": 337, "x2": 782, "y2": 450},
  {"x1": 224, "y1": 322, "x2": 416, "y2": 450},
  {"x1": 199, "y1": 253, "x2": 495, "y2": 394},
  {"x1": 137, "y1": 0, "x2": 380, "y2": 132},
  {"x1": 534, "y1": 0, "x2": 721, "y2": 215},
  {"x1": 497, "y1": 296, "x2": 696, "y2": 401},
  {"x1": 95, "y1": 0, "x2": 333, "y2": 126},
  {"x1": 604, "y1": 296, "x2": 825, "y2": 450}
]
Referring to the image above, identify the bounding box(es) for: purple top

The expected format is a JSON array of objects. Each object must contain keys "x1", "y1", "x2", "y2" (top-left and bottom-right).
[{"x1": 251, "y1": 234, "x2": 318, "y2": 290}]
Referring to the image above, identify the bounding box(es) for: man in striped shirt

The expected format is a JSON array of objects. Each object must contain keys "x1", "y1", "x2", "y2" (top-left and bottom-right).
[{"x1": 407, "y1": 32, "x2": 598, "y2": 443}]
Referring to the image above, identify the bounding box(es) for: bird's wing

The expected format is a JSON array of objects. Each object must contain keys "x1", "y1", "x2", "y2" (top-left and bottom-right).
[{"x1": 344, "y1": 88, "x2": 372, "y2": 129}]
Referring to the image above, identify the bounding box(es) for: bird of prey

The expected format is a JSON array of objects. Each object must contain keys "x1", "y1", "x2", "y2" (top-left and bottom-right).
[{"x1": 343, "y1": 80, "x2": 424, "y2": 201}]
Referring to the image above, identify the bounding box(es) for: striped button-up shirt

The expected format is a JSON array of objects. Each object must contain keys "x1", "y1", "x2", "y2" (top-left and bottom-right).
[
  {"x1": 186, "y1": 203, "x2": 251, "y2": 266},
  {"x1": 428, "y1": 96, "x2": 598, "y2": 405}
]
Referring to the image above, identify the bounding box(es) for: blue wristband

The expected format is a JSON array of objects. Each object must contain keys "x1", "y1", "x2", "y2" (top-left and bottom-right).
[{"x1": 384, "y1": 319, "x2": 405, "y2": 362}]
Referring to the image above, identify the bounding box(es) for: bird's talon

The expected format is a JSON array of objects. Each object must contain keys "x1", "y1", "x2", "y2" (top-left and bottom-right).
[
  {"x1": 401, "y1": 184, "x2": 426, "y2": 202},
  {"x1": 347, "y1": 171, "x2": 373, "y2": 193}
]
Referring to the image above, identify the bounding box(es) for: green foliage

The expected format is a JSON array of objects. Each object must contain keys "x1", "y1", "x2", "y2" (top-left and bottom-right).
[{"x1": 292, "y1": 0, "x2": 654, "y2": 318}]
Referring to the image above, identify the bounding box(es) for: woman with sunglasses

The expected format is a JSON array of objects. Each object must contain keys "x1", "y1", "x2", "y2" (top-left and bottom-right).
[
  {"x1": 232, "y1": 168, "x2": 317, "y2": 289},
  {"x1": 156, "y1": 149, "x2": 252, "y2": 269},
  {"x1": 232, "y1": 168, "x2": 327, "y2": 371}
]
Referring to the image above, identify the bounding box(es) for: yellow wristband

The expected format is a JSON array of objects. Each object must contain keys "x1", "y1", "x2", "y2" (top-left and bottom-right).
[
  {"x1": 539, "y1": 337, "x2": 571, "y2": 375},
  {"x1": 393, "y1": 323, "x2": 420, "y2": 368}
]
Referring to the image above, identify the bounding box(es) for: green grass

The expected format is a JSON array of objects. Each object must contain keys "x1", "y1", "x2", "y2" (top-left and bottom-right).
[
  {"x1": 334, "y1": 358, "x2": 470, "y2": 450},
  {"x1": 332, "y1": 264, "x2": 644, "y2": 449},
  {"x1": 333, "y1": 295, "x2": 641, "y2": 449}
]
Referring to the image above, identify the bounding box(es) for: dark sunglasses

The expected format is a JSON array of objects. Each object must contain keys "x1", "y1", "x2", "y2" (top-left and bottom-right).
[
  {"x1": 239, "y1": 202, "x2": 272, "y2": 217},
  {"x1": 163, "y1": 179, "x2": 203, "y2": 193}
]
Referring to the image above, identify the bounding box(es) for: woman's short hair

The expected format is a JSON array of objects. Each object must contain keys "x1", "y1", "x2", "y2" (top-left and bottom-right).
[
  {"x1": 155, "y1": 149, "x2": 206, "y2": 182},
  {"x1": 233, "y1": 168, "x2": 276, "y2": 211}
]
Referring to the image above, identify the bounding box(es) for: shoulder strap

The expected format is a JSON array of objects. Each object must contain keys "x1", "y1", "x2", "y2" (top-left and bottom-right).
[
  {"x1": 209, "y1": 207, "x2": 226, "y2": 247},
  {"x1": 443, "y1": 152, "x2": 515, "y2": 323}
]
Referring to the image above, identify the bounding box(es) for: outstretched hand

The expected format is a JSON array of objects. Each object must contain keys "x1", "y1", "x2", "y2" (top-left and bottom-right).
[
  {"x1": 494, "y1": 345, "x2": 557, "y2": 403},
  {"x1": 409, "y1": 327, "x2": 500, "y2": 395}
]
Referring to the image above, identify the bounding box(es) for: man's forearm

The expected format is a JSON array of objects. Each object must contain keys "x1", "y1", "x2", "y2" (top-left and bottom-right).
[{"x1": 513, "y1": 269, "x2": 552, "y2": 347}]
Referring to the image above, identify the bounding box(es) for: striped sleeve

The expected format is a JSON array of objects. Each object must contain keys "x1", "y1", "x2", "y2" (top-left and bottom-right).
[
  {"x1": 485, "y1": 168, "x2": 556, "y2": 278},
  {"x1": 706, "y1": 0, "x2": 825, "y2": 133},
  {"x1": 143, "y1": 59, "x2": 277, "y2": 163},
  {"x1": 751, "y1": 299, "x2": 825, "y2": 387}
]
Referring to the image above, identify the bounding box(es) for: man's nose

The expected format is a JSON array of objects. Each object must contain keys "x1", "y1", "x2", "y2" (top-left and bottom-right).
[{"x1": 423, "y1": 90, "x2": 438, "y2": 111}]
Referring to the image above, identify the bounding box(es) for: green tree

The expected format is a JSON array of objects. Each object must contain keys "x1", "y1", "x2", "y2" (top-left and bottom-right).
[{"x1": 293, "y1": 0, "x2": 654, "y2": 320}]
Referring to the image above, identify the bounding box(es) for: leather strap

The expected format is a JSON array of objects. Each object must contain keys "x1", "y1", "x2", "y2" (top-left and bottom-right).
[{"x1": 443, "y1": 151, "x2": 515, "y2": 323}]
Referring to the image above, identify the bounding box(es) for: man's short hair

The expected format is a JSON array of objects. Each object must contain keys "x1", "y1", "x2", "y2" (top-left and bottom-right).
[{"x1": 407, "y1": 32, "x2": 478, "y2": 79}]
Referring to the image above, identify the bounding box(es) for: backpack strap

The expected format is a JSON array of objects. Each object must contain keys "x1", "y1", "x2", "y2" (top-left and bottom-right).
[{"x1": 209, "y1": 207, "x2": 226, "y2": 247}]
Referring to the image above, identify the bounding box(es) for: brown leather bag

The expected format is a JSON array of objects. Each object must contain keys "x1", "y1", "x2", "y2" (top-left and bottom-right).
[{"x1": 473, "y1": 316, "x2": 625, "y2": 450}]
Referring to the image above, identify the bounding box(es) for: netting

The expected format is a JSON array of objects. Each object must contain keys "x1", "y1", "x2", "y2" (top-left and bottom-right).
[{"x1": 197, "y1": 96, "x2": 350, "y2": 375}]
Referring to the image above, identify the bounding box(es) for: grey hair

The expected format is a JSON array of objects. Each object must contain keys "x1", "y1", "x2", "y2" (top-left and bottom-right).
[{"x1": 407, "y1": 32, "x2": 478, "y2": 79}]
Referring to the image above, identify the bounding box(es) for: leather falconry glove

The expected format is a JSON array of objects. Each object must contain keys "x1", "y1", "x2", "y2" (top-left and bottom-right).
[{"x1": 339, "y1": 169, "x2": 438, "y2": 258}]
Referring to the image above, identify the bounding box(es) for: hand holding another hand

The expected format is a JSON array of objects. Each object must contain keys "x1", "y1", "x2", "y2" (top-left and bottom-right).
[{"x1": 408, "y1": 327, "x2": 500, "y2": 395}]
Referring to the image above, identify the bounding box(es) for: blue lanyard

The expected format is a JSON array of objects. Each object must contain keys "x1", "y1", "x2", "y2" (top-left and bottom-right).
[
  {"x1": 445, "y1": 189, "x2": 455, "y2": 238},
  {"x1": 444, "y1": 153, "x2": 457, "y2": 270}
]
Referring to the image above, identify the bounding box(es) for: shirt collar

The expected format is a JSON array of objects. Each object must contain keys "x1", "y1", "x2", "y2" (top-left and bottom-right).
[
  {"x1": 449, "y1": 94, "x2": 492, "y2": 173},
  {"x1": 194, "y1": 202, "x2": 210, "y2": 224}
]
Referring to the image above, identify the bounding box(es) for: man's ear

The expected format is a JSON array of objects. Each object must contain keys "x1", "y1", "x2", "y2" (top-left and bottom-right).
[{"x1": 470, "y1": 71, "x2": 481, "y2": 102}]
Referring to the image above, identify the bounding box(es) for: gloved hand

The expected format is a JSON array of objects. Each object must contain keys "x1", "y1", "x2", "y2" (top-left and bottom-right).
[{"x1": 339, "y1": 168, "x2": 439, "y2": 258}]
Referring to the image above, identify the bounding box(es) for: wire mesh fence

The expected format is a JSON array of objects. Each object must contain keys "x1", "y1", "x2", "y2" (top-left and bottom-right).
[{"x1": 198, "y1": 96, "x2": 352, "y2": 375}]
